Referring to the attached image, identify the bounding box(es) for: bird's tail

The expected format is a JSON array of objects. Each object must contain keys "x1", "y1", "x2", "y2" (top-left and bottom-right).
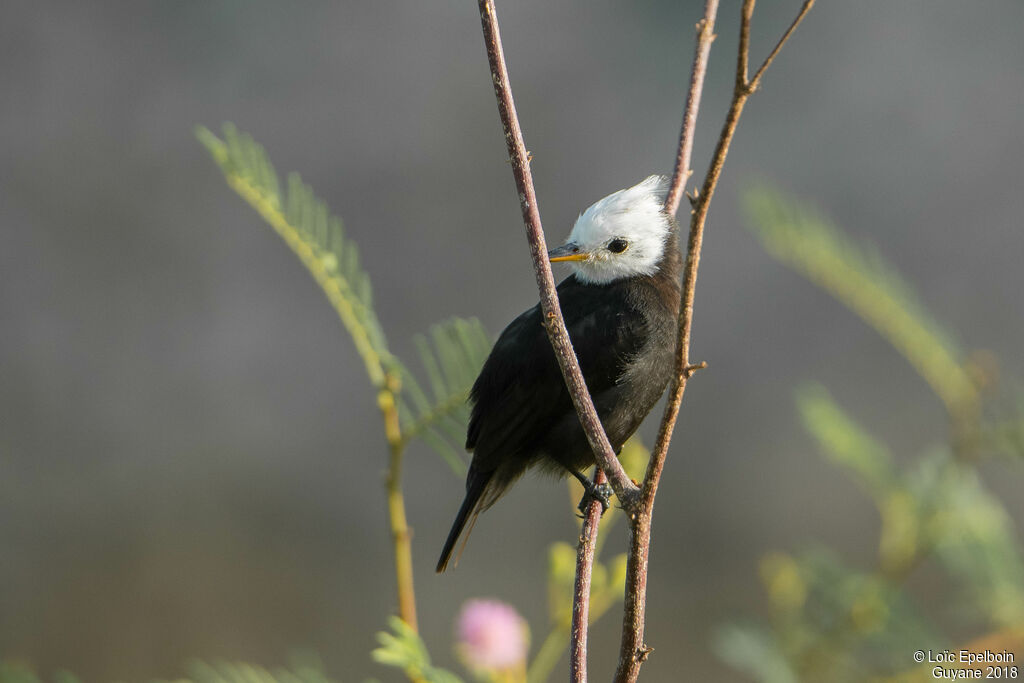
[{"x1": 436, "y1": 471, "x2": 491, "y2": 573}]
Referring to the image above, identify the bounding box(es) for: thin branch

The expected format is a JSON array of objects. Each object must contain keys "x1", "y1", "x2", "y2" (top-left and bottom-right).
[
  {"x1": 664, "y1": 0, "x2": 720, "y2": 218},
  {"x1": 748, "y1": 0, "x2": 816, "y2": 91},
  {"x1": 570, "y1": 468, "x2": 607, "y2": 682},
  {"x1": 476, "y1": 0, "x2": 638, "y2": 503},
  {"x1": 737, "y1": 0, "x2": 755, "y2": 86},
  {"x1": 574, "y1": 0, "x2": 719, "y2": 665},
  {"x1": 615, "y1": 1, "x2": 814, "y2": 680}
]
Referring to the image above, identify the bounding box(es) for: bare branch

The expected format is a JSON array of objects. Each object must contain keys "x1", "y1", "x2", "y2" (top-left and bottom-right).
[
  {"x1": 572, "y1": 2, "x2": 720, "y2": 667},
  {"x1": 476, "y1": 0, "x2": 639, "y2": 503},
  {"x1": 474, "y1": 0, "x2": 814, "y2": 677},
  {"x1": 737, "y1": 0, "x2": 755, "y2": 87},
  {"x1": 570, "y1": 468, "x2": 607, "y2": 682},
  {"x1": 571, "y1": 0, "x2": 720, "y2": 658},
  {"x1": 664, "y1": 0, "x2": 721, "y2": 218},
  {"x1": 749, "y1": 0, "x2": 816, "y2": 91},
  {"x1": 614, "y1": 3, "x2": 723, "y2": 678},
  {"x1": 615, "y1": 1, "x2": 814, "y2": 680}
]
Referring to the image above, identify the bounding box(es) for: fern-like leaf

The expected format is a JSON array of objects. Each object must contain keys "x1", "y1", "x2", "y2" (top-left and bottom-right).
[
  {"x1": 197, "y1": 123, "x2": 392, "y2": 388},
  {"x1": 398, "y1": 316, "x2": 491, "y2": 474},
  {"x1": 184, "y1": 659, "x2": 336, "y2": 683},
  {"x1": 371, "y1": 617, "x2": 464, "y2": 683},
  {"x1": 744, "y1": 188, "x2": 978, "y2": 418}
]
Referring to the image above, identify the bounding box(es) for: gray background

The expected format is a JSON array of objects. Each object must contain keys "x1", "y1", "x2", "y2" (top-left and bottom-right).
[{"x1": 1, "y1": 1, "x2": 1022, "y2": 681}]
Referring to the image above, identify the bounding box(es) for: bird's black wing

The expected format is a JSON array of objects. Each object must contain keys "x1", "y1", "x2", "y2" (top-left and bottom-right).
[{"x1": 465, "y1": 276, "x2": 648, "y2": 464}]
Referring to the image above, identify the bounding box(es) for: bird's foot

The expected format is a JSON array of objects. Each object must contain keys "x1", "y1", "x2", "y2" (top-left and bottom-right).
[{"x1": 577, "y1": 481, "x2": 613, "y2": 515}]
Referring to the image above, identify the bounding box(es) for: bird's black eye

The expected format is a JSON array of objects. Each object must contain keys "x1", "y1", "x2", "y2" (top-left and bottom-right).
[{"x1": 607, "y1": 238, "x2": 629, "y2": 254}]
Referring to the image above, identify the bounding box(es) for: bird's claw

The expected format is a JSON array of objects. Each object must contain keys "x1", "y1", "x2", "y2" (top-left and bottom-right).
[{"x1": 577, "y1": 482, "x2": 613, "y2": 515}]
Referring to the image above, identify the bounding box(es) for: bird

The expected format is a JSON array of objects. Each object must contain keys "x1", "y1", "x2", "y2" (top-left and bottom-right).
[{"x1": 436, "y1": 175, "x2": 682, "y2": 572}]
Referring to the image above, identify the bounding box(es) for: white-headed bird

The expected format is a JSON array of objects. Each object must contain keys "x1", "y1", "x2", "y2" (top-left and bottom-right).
[{"x1": 437, "y1": 176, "x2": 681, "y2": 572}]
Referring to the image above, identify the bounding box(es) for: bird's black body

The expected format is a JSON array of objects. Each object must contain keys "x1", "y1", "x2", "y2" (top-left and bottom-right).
[{"x1": 436, "y1": 226, "x2": 681, "y2": 572}]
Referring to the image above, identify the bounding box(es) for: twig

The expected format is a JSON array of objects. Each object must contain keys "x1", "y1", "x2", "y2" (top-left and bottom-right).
[
  {"x1": 748, "y1": 0, "x2": 816, "y2": 91},
  {"x1": 570, "y1": 468, "x2": 607, "y2": 682},
  {"x1": 664, "y1": 0, "x2": 720, "y2": 218},
  {"x1": 476, "y1": 0, "x2": 638, "y2": 504},
  {"x1": 615, "y1": 1, "x2": 815, "y2": 681}
]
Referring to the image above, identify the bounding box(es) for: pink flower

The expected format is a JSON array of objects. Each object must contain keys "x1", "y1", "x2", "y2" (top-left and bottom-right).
[{"x1": 456, "y1": 598, "x2": 529, "y2": 672}]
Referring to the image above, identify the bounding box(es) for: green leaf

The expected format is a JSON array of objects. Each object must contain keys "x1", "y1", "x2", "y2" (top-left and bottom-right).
[
  {"x1": 0, "y1": 660, "x2": 336, "y2": 683},
  {"x1": 589, "y1": 552, "x2": 628, "y2": 623},
  {"x1": 197, "y1": 123, "x2": 391, "y2": 388},
  {"x1": 726, "y1": 549, "x2": 941, "y2": 681},
  {"x1": 618, "y1": 436, "x2": 651, "y2": 482},
  {"x1": 983, "y1": 388, "x2": 1024, "y2": 460},
  {"x1": 744, "y1": 188, "x2": 978, "y2": 419},
  {"x1": 0, "y1": 662, "x2": 46, "y2": 683},
  {"x1": 797, "y1": 385, "x2": 924, "y2": 573},
  {"x1": 910, "y1": 452, "x2": 1024, "y2": 626},
  {"x1": 714, "y1": 623, "x2": 799, "y2": 683},
  {"x1": 796, "y1": 383, "x2": 895, "y2": 500},
  {"x1": 546, "y1": 541, "x2": 577, "y2": 629},
  {"x1": 371, "y1": 617, "x2": 464, "y2": 683},
  {"x1": 182, "y1": 659, "x2": 337, "y2": 683},
  {"x1": 398, "y1": 317, "x2": 491, "y2": 474}
]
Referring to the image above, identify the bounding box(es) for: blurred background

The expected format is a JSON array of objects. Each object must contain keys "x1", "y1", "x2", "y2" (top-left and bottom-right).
[{"x1": 1, "y1": 1, "x2": 1023, "y2": 681}]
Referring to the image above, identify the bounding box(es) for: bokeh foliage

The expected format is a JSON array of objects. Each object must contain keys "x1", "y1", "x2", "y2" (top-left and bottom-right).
[
  {"x1": 715, "y1": 188, "x2": 1024, "y2": 682},
  {"x1": 0, "y1": 659, "x2": 337, "y2": 683},
  {"x1": 743, "y1": 189, "x2": 978, "y2": 420}
]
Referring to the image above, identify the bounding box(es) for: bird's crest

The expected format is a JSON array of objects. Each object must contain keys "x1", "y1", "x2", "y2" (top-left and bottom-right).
[{"x1": 559, "y1": 175, "x2": 672, "y2": 285}]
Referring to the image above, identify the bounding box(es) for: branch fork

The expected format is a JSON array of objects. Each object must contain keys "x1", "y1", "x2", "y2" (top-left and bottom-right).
[{"x1": 475, "y1": 0, "x2": 814, "y2": 680}]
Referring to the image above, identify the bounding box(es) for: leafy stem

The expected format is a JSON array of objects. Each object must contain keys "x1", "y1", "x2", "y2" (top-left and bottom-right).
[{"x1": 199, "y1": 127, "x2": 490, "y2": 667}]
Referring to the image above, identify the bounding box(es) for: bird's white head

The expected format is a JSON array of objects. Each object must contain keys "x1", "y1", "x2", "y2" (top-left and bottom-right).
[{"x1": 548, "y1": 175, "x2": 672, "y2": 285}]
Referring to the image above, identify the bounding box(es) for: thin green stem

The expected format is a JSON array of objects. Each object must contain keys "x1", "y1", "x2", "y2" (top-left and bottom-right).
[
  {"x1": 528, "y1": 627, "x2": 570, "y2": 683},
  {"x1": 380, "y1": 373, "x2": 419, "y2": 635}
]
